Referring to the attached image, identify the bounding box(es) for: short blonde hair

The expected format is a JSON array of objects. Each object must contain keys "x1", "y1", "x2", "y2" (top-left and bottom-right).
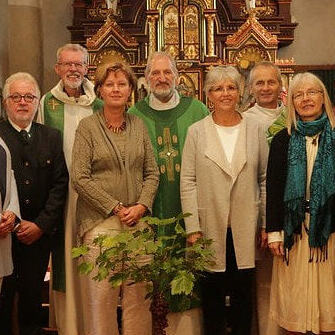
[
  {"x1": 94, "y1": 62, "x2": 137, "y2": 98},
  {"x1": 3, "y1": 72, "x2": 41, "y2": 100},
  {"x1": 204, "y1": 66, "x2": 242, "y2": 96},
  {"x1": 286, "y1": 72, "x2": 335, "y2": 134}
]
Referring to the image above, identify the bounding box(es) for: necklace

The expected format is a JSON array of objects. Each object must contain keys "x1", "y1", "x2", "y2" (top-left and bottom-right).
[
  {"x1": 311, "y1": 134, "x2": 319, "y2": 145},
  {"x1": 106, "y1": 119, "x2": 127, "y2": 133}
]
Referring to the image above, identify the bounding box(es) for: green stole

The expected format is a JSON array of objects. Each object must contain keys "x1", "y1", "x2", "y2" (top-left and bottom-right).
[
  {"x1": 43, "y1": 92, "x2": 103, "y2": 292},
  {"x1": 43, "y1": 92, "x2": 103, "y2": 137}
]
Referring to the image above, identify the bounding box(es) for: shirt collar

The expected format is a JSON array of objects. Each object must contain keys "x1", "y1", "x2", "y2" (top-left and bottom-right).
[
  {"x1": 148, "y1": 89, "x2": 180, "y2": 110},
  {"x1": 8, "y1": 118, "x2": 32, "y2": 133}
]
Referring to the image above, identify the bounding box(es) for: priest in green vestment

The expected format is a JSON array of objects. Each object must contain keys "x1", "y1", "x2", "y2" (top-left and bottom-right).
[
  {"x1": 37, "y1": 44, "x2": 102, "y2": 335},
  {"x1": 128, "y1": 51, "x2": 208, "y2": 335}
]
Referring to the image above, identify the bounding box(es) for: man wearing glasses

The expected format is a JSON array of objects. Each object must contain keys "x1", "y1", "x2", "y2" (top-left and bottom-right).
[
  {"x1": 37, "y1": 43, "x2": 102, "y2": 335},
  {"x1": 0, "y1": 72, "x2": 68, "y2": 335}
]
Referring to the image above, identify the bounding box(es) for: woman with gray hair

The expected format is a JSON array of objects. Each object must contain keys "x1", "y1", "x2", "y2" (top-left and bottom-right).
[
  {"x1": 181, "y1": 66, "x2": 268, "y2": 334},
  {"x1": 267, "y1": 72, "x2": 335, "y2": 335}
]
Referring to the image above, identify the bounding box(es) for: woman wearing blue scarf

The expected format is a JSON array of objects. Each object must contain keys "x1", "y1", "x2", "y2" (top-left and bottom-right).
[{"x1": 266, "y1": 72, "x2": 335, "y2": 335}]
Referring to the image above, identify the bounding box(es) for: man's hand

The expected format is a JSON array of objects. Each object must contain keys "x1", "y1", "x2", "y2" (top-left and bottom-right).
[
  {"x1": 268, "y1": 241, "x2": 284, "y2": 256},
  {"x1": 187, "y1": 232, "x2": 202, "y2": 245},
  {"x1": 258, "y1": 228, "x2": 268, "y2": 249},
  {"x1": 0, "y1": 211, "x2": 16, "y2": 238},
  {"x1": 16, "y1": 220, "x2": 43, "y2": 245},
  {"x1": 120, "y1": 204, "x2": 147, "y2": 226}
]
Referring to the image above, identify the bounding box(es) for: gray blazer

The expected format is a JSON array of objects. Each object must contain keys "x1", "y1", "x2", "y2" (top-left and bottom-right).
[
  {"x1": 181, "y1": 114, "x2": 268, "y2": 271},
  {"x1": 72, "y1": 112, "x2": 159, "y2": 238}
]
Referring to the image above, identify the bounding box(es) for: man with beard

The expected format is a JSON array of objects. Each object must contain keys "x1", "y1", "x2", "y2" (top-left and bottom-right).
[
  {"x1": 128, "y1": 51, "x2": 208, "y2": 335},
  {"x1": 0, "y1": 72, "x2": 68, "y2": 335},
  {"x1": 38, "y1": 44, "x2": 102, "y2": 335},
  {"x1": 244, "y1": 61, "x2": 285, "y2": 335}
]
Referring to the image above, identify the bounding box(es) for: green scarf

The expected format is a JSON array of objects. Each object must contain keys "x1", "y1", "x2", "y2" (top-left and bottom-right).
[{"x1": 284, "y1": 113, "x2": 335, "y2": 252}]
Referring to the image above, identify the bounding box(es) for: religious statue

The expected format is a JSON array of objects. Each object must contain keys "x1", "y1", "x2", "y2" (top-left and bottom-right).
[
  {"x1": 245, "y1": 0, "x2": 256, "y2": 11},
  {"x1": 105, "y1": 0, "x2": 117, "y2": 13}
]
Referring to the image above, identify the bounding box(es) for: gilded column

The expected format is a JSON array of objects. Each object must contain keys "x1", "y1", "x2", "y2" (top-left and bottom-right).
[
  {"x1": 205, "y1": 13, "x2": 216, "y2": 57},
  {"x1": 147, "y1": 15, "x2": 158, "y2": 57}
]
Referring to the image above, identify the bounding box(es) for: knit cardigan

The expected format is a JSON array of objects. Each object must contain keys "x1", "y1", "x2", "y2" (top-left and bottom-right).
[{"x1": 72, "y1": 111, "x2": 159, "y2": 238}]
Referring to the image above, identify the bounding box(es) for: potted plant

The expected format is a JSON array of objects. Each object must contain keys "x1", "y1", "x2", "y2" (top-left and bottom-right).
[{"x1": 72, "y1": 213, "x2": 214, "y2": 335}]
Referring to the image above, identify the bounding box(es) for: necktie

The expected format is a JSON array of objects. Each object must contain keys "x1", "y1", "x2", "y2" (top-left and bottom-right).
[{"x1": 20, "y1": 130, "x2": 31, "y2": 144}]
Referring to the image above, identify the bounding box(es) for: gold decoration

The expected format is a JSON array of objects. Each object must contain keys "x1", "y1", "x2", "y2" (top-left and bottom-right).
[
  {"x1": 158, "y1": 128, "x2": 179, "y2": 182},
  {"x1": 157, "y1": 136, "x2": 163, "y2": 145},
  {"x1": 172, "y1": 135, "x2": 178, "y2": 143},
  {"x1": 175, "y1": 163, "x2": 181, "y2": 173},
  {"x1": 234, "y1": 46, "x2": 269, "y2": 67},
  {"x1": 160, "y1": 165, "x2": 166, "y2": 174},
  {"x1": 205, "y1": 13, "x2": 216, "y2": 57},
  {"x1": 87, "y1": 18, "x2": 138, "y2": 49},
  {"x1": 48, "y1": 98, "x2": 60, "y2": 111},
  {"x1": 164, "y1": 6, "x2": 180, "y2": 58}
]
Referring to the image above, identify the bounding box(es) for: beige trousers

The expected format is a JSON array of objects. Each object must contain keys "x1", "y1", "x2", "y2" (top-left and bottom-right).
[{"x1": 81, "y1": 217, "x2": 152, "y2": 335}]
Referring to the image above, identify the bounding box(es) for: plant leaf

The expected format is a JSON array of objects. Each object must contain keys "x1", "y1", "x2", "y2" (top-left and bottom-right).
[
  {"x1": 72, "y1": 245, "x2": 89, "y2": 258},
  {"x1": 171, "y1": 270, "x2": 194, "y2": 295},
  {"x1": 78, "y1": 262, "x2": 94, "y2": 275}
]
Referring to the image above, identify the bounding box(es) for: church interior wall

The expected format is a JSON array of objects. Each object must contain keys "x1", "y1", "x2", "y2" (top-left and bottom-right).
[
  {"x1": 1, "y1": 1, "x2": 335, "y2": 94},
  {"x1": 278, "y1": 0, "x2": 335, "y2": 65}
]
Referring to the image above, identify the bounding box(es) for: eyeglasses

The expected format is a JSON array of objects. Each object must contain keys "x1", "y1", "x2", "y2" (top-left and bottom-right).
[
  {"x1": 8, "y1": 93, "x2": 38, "y2": 103},
  {"x1": 209, "y1": 86, "x2": 238, "y2": 94},
  {"x1": 293, "y1": 90, "x2": 323, "y2": 101},
  {"x1": 57, "y1": 62, "x2": 86, "y2": 69}
]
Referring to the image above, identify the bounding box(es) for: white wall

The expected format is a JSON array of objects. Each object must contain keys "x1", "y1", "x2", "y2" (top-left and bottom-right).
[{"x1": 278, "y1": 0, "x2": 335, "y2": 65}]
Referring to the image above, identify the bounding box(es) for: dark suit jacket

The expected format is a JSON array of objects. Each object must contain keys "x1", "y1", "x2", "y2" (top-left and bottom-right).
[{"x1": 0, "y1": 120, "x2": 68, "y2": 236}]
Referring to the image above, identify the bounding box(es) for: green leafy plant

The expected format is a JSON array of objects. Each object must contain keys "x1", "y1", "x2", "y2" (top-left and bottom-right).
[{"x1": 72, "y1": 213, "x2": 214, "y2": 335}]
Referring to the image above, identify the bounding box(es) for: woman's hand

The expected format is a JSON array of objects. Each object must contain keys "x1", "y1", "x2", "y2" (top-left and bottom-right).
[
  {"x1": 0, "y1": 211, "x2": 16, "y2": 238},
  {"x1": 268, "y1": 241, "x2": 284, "y2": 256},
  {"x1": 187, "y1": 232, "x2": 202, "y2": 245},
  {"x1": 258, "y1": 228, "x2": 268, "y2": 249},
  {"x1": 119, "y1": 204, "x2": 147, "y2": 226}
]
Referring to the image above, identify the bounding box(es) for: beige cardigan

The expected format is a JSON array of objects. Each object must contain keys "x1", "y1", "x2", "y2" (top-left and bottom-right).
[
  {"x1": 180, "y1": 114, "x2": 268, "y2": 271},
  {"x1": 72, "y1": 112, "x2": 159, "y2": 238}
]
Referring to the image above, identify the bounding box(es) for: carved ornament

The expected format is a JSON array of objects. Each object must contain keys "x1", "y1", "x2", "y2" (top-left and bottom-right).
[
  {"x1": 226, "y1": 12, "x2": 278, "y2": 48},
  {"x1": 87, "y1": 17, "x2": 138, "y2": 49}
]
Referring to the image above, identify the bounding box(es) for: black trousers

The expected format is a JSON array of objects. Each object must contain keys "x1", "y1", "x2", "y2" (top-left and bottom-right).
[
  {"x1": 0, "y1": 234, "x2": 50, "y2": 335},
  {"x1": 200, "y1": 228, "x2": 255, "y2": 335}
]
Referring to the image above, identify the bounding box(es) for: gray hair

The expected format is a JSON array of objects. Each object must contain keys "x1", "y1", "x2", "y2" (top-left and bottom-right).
[
  {"x1": 3, "y1": 72, "x2": 41, "y2": 100},
  {"x1": 56, "y1": 43, "x2": 88, "y2": 64},
  {"x1": 204, "y1": 66, "x2": 242, "y2": 95},
  {"x1": 249, "y1": 61, "x2": 282, "y2": 86},
  {"x1": 144, "y1": 51, "x2": 178, "y2": 79},
  {"x1": 286, "y1": 72, "x2": 335, "y2": 134}
]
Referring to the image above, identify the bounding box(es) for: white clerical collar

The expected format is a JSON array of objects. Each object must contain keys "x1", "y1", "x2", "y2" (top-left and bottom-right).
[
  {"x1": 8, "y1": 118, "x2": 32, "y2": 133},
  {"x1": 148, "y1": 89, "x2": 180, "y2": 110}
]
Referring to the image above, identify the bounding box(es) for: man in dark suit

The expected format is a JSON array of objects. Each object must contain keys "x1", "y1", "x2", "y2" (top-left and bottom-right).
[{"x1": 0, "y1": 72, "x2": 68, "y2": 335}]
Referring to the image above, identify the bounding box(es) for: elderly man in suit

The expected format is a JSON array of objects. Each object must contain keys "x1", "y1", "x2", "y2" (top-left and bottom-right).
[{"x1": 0, "y1": 72, "x2": 68, "y2": 335}]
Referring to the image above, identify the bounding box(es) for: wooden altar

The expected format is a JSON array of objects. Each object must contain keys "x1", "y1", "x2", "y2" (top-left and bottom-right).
[{"x1": 67, "y1": 0, "x2": 334, "y2": 104}]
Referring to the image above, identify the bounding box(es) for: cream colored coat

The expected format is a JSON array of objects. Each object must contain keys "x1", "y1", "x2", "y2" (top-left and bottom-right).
[{"x1": 180, "y1": 114, "x2": 268, "y2": 271}]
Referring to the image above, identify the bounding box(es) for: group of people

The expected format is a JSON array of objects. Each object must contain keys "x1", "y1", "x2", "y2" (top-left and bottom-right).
[{"x1": 0, "y1": 43, "x2": 334, "y2": 335}]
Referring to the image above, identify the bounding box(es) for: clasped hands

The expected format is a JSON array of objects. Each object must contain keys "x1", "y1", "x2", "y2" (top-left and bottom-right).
[
  {"x1": 0, "y1": 211, "x2": 42, "y2": 245},
  {"x1": 115, "y1": 203, "x2": 147, "y2": 227},
  {"x1": 0, "y1": 211, "x2": 16, "y2": 238}
]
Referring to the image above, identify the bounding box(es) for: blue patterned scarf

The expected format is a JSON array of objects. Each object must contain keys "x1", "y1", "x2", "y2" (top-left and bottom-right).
[{"x1": 284, "y1": 113, "x2": 335, "y2": 253}]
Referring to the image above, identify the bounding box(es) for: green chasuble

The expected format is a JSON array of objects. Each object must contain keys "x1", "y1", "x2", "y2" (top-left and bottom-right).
[
  {"x1": 129, "y1": 95, "x2": 208, "y2": 223},
  {"x1": 128, "y1": 96, "x2": 208, "y2": 311},
  {"x1": 40, "y1": 92, "x2": 103, "y2": 292}
]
